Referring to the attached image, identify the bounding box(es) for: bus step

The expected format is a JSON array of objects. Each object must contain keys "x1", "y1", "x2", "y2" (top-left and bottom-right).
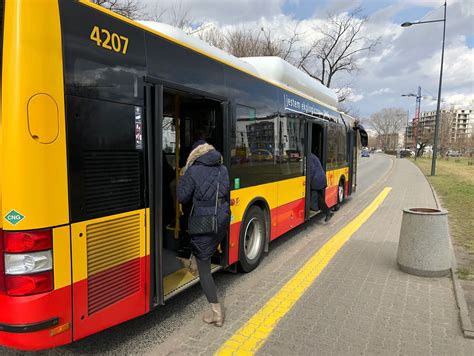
[{"x1": 164, "y1": 264, "x2": 222, "y2": 301}]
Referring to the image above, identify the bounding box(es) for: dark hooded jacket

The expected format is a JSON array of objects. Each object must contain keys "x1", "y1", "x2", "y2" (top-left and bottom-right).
[
  {"x1": 308, "y1": 153, "x2": 327, "y2": 190},
  {"x1": 176, "y1": 148, "x2": 230, "y2": 260}
]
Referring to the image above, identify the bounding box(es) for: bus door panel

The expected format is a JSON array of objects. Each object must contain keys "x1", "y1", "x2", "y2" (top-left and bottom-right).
[
  {"x1": 304, "y1": 121, "x2": 312, "y2": 220},
  {"x1": 348, "y1": 130, "x2": 357, "y2": 194},
  {"x1": 145, "y1": 84, "x2": 164, "y2": 308}
]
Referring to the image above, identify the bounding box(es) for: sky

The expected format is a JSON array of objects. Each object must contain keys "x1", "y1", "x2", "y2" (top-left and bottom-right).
[{"x1": 141, "y1": 0, "x2": 474, "y2": 118}]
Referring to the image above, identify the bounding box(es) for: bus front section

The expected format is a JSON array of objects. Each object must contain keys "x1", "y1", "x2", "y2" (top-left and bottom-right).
[{"x1": 0, "y1": 0, "x2": 72, "y2": 350}]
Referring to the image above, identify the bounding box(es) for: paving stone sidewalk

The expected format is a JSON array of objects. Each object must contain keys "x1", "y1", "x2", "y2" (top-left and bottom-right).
[
  {"x1": 257, "y1": 158, "x2": 473, "y2": 355},
  {"x1": 154, "y1": 158, "x2": 473, "y2": 355}
]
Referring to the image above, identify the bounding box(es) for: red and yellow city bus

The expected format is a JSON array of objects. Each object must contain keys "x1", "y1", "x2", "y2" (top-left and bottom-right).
[{"x1": 0, "y1": 0, "x2": 367, "y2": 350}]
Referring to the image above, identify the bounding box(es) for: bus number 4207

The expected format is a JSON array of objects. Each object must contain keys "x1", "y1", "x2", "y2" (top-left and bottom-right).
[{"x1": 90, "y1": 25, "x2": 129, "y2": 55}]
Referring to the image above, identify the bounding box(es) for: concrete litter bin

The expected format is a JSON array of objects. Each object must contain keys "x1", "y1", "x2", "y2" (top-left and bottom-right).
[{"x1": 397, "y1": 208, "x2": 451, "y2": 277}]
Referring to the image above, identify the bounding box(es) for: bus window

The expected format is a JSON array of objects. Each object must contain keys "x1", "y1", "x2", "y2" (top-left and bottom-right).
[
  {"x1": 279, "y1": 115, "x2": 304, "y2": 177},
  {"x1": 327, "y1": 123, "x2": 338, "y2": 169},
  {"x1": 337, "y1": 126, "x2": 348, "y2": 166},
  {"x1": 231, "y1": 105, "x2": 279, "y2": 189}
]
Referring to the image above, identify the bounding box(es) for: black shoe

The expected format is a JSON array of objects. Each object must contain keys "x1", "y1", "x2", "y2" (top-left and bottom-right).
[{"x1": 325, "y1": 211, "x2": 334, "y2": 222}]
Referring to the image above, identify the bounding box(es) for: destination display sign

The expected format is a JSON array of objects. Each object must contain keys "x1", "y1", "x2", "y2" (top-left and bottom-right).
[{"x1": 283, "y1": 93, "x2": 336, "y2": 120}]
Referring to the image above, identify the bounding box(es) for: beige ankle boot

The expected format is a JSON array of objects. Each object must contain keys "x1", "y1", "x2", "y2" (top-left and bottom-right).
[{"x1": 203, "y1": 302, "x2": 224, "y2": 327}]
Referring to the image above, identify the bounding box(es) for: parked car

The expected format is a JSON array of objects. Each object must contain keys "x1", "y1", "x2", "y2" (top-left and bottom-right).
[
  {"x1": 400, "y1": 150, "x2": 415, "y2": 158},
  {"x1": 250, "y1": 149, "x2": 273, "y2": 161},
  {"x1": 447, "y1": 150, "x2": 461, "y2": 157},
  {"x1": 361, "y1": 149, "x2": 370, "y2": 157}
]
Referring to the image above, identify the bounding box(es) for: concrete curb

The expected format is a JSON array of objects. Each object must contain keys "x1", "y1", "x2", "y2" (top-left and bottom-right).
[{"x1": 420, "y1": 162, "x2": 474, "y2": 339}]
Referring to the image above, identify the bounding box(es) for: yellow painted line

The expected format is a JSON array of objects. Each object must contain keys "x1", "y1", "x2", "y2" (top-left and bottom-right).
[{"x1": 216, "y1": 187, "x2": 392, "y2": 355}]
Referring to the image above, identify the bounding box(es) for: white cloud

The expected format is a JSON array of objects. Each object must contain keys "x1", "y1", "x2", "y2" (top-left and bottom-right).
[
  {"x1": 142, "y1": 0, "x2": 286, "y2": 25},
  {"x1": 369, "y1": 88, "x2": 395, "y2": 96}
]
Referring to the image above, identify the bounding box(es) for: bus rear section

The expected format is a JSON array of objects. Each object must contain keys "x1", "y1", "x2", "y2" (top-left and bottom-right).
[{"x1": 0, "y1": 0, "x2": 73, "y2": 350}]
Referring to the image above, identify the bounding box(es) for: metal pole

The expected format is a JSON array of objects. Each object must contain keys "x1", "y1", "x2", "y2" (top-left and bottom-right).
[
  {"x1": 414, "y1": 86, "x2": 421, "y2": 160},
  {"x1": 431, "y1": 1, "x2": 446, "y2": 176},
  {"x1": 405, "y1": 110, "x2": 409, "y2": 150}
]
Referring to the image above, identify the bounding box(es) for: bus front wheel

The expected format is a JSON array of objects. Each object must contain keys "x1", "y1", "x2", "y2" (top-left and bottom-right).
[{"x1": 238, "y1": 206, "x2": 266, "y2": 272}]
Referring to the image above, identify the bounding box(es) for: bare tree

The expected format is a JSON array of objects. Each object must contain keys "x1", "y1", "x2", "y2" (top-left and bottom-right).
[
  {"x1": 337, "y1": 102, "x2": 360, "y2": 117},
  {"x1": 369, "y1": 108, "x2": 407, "y2": 151},
  {"x1": 141, "y1": 0, "x2": 195, "y2": 31},
  {"x1": 297, "y1": 8, "x2": 379, "y2": 101},
  {"x1": 198, "y1": 27, "x2": 226, "y2": 50},
  {"x1": 223, "y1": 27, "x2": 263, "y2": 57},
  {"x1": 92, "y1": 0, "x2": 143, "y2": 19},
  {"x1": 141, "y1": 3, "x2": 168, "y2": 23},
  {"x1": 196, "y1": 23, "x2": 300, "y2": 59},
  {"x1": 438, "y1": 111, "x2": 455, "y2": 155},
  {"x1": 412, "y1": 111, "x2": 454, "y2": 157},
  {"x1": 259, "y1": 25, "x2": 300, "y2": 61}
]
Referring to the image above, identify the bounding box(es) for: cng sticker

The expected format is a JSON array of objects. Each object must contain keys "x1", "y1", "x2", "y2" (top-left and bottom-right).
[{"x1": 5, "y1": 210, "x2": 25, "y2": 225}]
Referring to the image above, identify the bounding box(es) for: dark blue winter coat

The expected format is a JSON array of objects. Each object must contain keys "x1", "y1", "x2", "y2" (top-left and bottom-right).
[
  {"x1": 308, "y1": 153, "x2": 327, "y2": 190},
  {"x1": 176, "y1": 149, "x2": 230, "y2": 261}
]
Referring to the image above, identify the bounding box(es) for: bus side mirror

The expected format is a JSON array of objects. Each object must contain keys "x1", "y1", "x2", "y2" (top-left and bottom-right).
[{"x1": 354, "y1": 124, "x2": 368, "y2": 147}]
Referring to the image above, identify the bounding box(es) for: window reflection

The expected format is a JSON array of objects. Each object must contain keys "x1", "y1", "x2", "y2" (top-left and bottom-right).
[
  {"x1": 327, "y1": 123, "x2": 347, "y2": 169},
  {"x1": 279, "y1": 115, "x2": 304, "y2": 177},
  {"x1": 231, "y1": 106, "x2": 304, "y2": 189}
]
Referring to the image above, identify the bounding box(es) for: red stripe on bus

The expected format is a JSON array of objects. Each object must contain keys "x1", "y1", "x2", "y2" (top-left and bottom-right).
[
  {"x1": 270, "y1": 198, "x2": 305, "y2": 240},
  {"x1": 325, "y1": 185, "x2": 338, "y2": 207},
  {"x1": 229, "y1": 222, "x2": 241, "y2": 265},
  {"x1": 0, "y1": 286, "x2": 72, "y2": 351}
]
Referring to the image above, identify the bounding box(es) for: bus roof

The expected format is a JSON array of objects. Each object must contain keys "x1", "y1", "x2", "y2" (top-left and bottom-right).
[
  {"x1": 138, "y1": 21, "x2": 338, "y2": 110},
  {"x1": 241, "y1": 57, "x2": 338, "y2": 108}
]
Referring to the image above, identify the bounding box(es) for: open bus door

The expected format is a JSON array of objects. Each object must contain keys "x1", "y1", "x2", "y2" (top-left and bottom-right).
[
  {"x1": 146, "y1": 82, "x2": 229, "y2": 308},
  {"x1": 304, "y1": 120, "x2": 327, "y2": 220},
  {"x1": 348, "y1": 123, "x2": 368, "y2": 194}
]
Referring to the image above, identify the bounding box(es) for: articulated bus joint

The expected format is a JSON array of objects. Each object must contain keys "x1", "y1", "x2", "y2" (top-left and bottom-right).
[{"x1": 0, "y1": 317, "x2": 59, "y2": 333}]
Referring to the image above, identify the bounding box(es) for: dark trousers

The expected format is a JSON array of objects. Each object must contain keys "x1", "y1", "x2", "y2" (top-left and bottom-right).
[
  {"x1": 311, "y1": 189, "x2": 330, "y2": 215},
  {"x1": 196, "y1": 258, "x2": 218, "y2": 303}
]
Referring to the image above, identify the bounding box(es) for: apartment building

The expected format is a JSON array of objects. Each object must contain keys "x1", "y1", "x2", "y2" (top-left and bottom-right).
[{"x1": 405, "y1": 101, "x2": 474, "y2": 148}]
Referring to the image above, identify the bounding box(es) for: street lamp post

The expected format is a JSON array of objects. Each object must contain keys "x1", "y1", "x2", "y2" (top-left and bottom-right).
[
  {"x1": 405, "y1": 110, "x2": 409, "y2": 150},
  {"x1": 401, "y1": 1, "x2": 447, "y2": 176}
]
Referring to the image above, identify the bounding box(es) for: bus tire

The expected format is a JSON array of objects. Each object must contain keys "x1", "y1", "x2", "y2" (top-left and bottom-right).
[
  {"x1": 238, "y1": 206, "x2": 266, "y2": 272},
  {"x1": 333, "y1": 179, "x2": 345, "y2": 211}
]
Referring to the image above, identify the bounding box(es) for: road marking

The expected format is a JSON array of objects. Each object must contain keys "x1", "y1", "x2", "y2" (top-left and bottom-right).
[{"x1": 215, "y1": 187, "x2": 392, "y2": 356}]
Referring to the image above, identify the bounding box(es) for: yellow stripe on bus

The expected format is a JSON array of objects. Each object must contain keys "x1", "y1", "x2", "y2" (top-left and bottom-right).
[
  {"x1": 230, "y1": 176, "x2": 305, "y2": 225},
  {"x1": 53, "y1": 225, "x2": 71, "y2": 290},
  {"x1": 216, "y1": 187, "x2": 392, "y2": 355},
  {"x1": 326, "y1": 167, "x2": 349, "y2": 188}
]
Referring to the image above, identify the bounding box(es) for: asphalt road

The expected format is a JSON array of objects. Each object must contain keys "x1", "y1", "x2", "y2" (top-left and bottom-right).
[{"x1": 1, "y1": 153, "x2": 393, "y2": 355}]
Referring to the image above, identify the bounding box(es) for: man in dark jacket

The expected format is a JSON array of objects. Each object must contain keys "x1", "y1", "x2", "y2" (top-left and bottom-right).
[
  {"x1": 308, "y1": 152, "x2": 333, "y2": 222},
  {"x1": 176, "y1": 141, "x2": 230, "y2": 327}
]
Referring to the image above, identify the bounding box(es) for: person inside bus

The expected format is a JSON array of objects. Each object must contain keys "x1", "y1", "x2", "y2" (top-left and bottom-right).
[
  {"x1": 309, "y1": 151, "x2": 333, "y2": 222},
  {"x1": 180, "y1": 128, "x2": 208, "y2": 167},
  {"x1": 162, "y1": 150, "x2": 175, "y2": 228},
  {"x1": 176, "y1": 140, "x2": 230, "y2": 327}
]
